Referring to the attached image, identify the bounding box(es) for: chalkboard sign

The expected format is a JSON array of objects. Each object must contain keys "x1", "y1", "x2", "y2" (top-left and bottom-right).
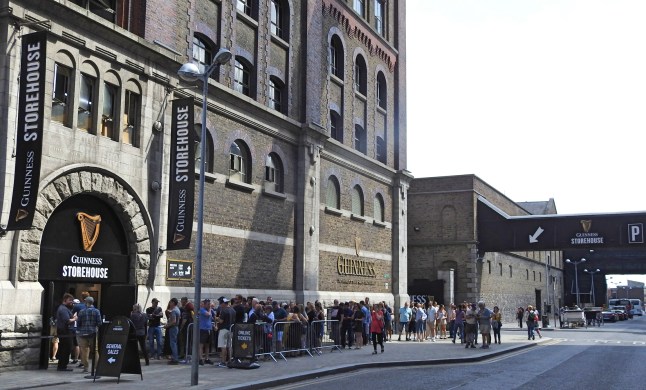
[
  {"x1": 95, "y1": 316, "x2": 142, "y2": 383},
  {"x1": 167, "y1": 259, "x2": 194, "y2": 281},
  {"x1": 232, "y1": 323, "x2": 255, "y2": 359}
]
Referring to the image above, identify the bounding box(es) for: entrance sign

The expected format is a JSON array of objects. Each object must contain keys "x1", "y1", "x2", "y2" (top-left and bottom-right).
[
  {"x1": 95, "y1": 316, "x2": 142, "y2": 383},
  {"x1": 6, "y1": 31, "x2": 47, "y2": 230},
  {"x1": 166, "y1": 259, "x2": 194, "y2": 281}
]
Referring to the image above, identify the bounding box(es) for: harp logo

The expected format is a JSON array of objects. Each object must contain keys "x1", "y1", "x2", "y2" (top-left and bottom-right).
[{"x1": 77, "y1": 212, "x2": 102, "y2": 252}]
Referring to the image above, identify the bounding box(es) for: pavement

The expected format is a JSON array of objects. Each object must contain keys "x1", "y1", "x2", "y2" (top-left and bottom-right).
[{"x1": 1, "y1": 322, "x2": 552, "y2": 390}]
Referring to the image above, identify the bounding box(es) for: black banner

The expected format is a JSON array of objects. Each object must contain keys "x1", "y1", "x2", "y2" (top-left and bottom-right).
[
  {"x1": 6, "y1": 31, "x2": 47, "y2": 230},
  {"x1": 166, "y1": 97, "x2": 195, "y2": 250}
]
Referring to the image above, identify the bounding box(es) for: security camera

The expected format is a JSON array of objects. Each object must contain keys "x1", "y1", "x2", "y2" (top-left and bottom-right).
[{"x1": 153, "y1": 121, "x2": 163, "y2": 132}]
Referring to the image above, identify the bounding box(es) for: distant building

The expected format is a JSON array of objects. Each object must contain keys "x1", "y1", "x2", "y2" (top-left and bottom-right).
[{"x1": 407, "y1": 175, "x2": 564, "y2": 321}]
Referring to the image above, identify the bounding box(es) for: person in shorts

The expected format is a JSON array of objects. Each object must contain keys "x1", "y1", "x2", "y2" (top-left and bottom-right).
[
  {"x1": 477, "y1": 301, "x2": 492, "y2": 348},
  {"x1": 216, "y1": 298, "x2": 235, "y2": 367},
  {"x1": 198, "y1": 299, "x2": 214, "y2": 365}
]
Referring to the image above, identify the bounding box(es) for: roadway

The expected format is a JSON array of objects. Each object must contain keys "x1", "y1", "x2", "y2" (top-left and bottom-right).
[{"x1": 268, "y1": 316, "x2": 646, "y2": 390}]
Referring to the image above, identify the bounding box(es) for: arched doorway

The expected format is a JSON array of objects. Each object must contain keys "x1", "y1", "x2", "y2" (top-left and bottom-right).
[{"x1": 25, "y1": 169, "x2": 154, "y2": 368}]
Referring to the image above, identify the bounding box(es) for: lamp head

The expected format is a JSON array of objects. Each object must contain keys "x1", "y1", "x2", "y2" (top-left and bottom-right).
[
  {"x1": 213, "y1": 48, "x2": 232, "y2": 65},
  {"x1": 177, "y1": 62, "x2": 201, "y2": 82}
]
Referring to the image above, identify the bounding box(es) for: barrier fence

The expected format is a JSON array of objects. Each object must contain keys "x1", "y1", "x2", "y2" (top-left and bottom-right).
[{"x1": 225, "y1": 320, "x2": 341, "y2": 362}]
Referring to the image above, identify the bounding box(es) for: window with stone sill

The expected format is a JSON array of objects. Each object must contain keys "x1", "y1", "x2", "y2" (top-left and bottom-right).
[
  {"x1": 229, "y1": 140, "x2": 251, "y2": 184},
  {"x1": 52, "y1": 63, "x2": 71, "y2": 126},
  {"x1": 78, "y1": 73, "x2": 96, "y2": 133},
  {"x1": 330, "y1": 110, "x2": 343, "y2": 142},
  {"x1": 326, "y1": 176, "x2": 341, "y2": 209},
  {"x1": 234, "y1": 58, "x2": 252, "y2": 97},
  {"x1": 265, "y1": 153, "x2": 284, "y2": 193},
  {"x1": 374, "y1": 0, "x2": 385, "y2": 36},
  {"x1": 123, "y1": 88, "x2": 140, "y2": 147},
  {"x1": 329, "y1": 35, "x2": 344, "y2": 79},
  {"x1": 101, "y1": 82, "x2": 118, "y2": 139},
  {"x1": 351, "y1": 185, "x2": 364, "y2": 216},
  {"x1": 353, "y1": 55, "x2": 367, "y2": 95}
]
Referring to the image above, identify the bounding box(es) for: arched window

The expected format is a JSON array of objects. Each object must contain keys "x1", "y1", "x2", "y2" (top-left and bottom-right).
[
  {"x1": 123, "y1": 80, "x2": 141, "y2": 147},
  {"x1": 265, "y1": 153, "x2": 284, "y2": 193},
  {"x1": 101, "y1": 71, "x2": 120, "y2": 140},
  {"x1": 234, "y1": 57, "x2": 252, "y2": 97},
  {"x1": 194, "y1": 124, "x2": 214, "y2": 173},
  {"x1": 78, "y1": 62, "x2": 98, "y2": 133},
  {"x1": 354, "y1": 55, "x2": 367, "y2": 95},
  {"x1": 374, "y1": 193, "x2": 385, "y2": 222},
  {"x1": 192, "y1": 35, "x2": 212, "y2": 74},
  {"x1": 329, "y1": 35, "x2": 344, "y2": 79},
  {"x1": 52, "y1": 63, "x2": 72, "y2": 126},
  {"x1": 376, "y1": 136, "x2": 386, "y2": 164},
  {"x1": 351, "y1": 185, "x2": 364, "y2": 216},
  {"x1": 270, "y1": 0, "x2": 289, "y2": 42},
  {"x1": 268, "y1": 76, "x2": 285, "y2": 113},
  {"x1": 326, "y1": 176, "x2": 340, "y2": 209},
  {"x1": 354, "y1": 124, "x2": 366, "y2": 154},
  {"x1": 229, "y1": 140, "x2": 251, "y2": 183},
  {"x1": 330, "y1": 110, "x2": 342, "y2": 142},
  {"x1": 376, "y1": 71, "x2": 387, "y2": 110}
]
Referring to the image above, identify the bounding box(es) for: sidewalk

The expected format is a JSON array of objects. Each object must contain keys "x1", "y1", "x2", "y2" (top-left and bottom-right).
[{"x1": 1, "y1": 328, "x2": 549, "y2": 390}]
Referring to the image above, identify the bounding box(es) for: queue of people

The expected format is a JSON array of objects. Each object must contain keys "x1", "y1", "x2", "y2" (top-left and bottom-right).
[
  {"x1": 52, "y1": 291, "x2": 545, "y2": 372},
  {"x1": 397, "y1": 300, "x2": 504, "y2": 349}
]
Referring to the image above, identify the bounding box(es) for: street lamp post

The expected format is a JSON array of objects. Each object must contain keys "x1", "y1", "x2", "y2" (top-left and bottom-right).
[
  {"x1": 566, "y1": 258, "x2": 586, "y2": 307},
  {"x1": 583, "y1": 268, "x2": 600, "y2": 306},
  {"x1": 177, "y1": 48, "x2": 232, "y2": 386}
]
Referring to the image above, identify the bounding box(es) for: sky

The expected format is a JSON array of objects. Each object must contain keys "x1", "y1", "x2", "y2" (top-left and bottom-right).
[
  {"x1": 405, "y1": 1, "x2": 646, "y2": 287},
  {"x1": 406, "y1": 0, "x2": 646, "y2": 216}
]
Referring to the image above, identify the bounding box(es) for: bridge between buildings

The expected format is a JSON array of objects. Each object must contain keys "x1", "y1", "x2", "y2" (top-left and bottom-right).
[{"x1": 477, "y1": 196, "x2": 646, "y2": 306}]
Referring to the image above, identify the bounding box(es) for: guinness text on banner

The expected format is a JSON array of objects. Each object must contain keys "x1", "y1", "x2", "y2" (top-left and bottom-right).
[
  {"x1": 7, "y1": 31, "x2": 47, "y2": 231},
  {"x1": 166, "y1": 97, "x2": 195, "y2": 250}
]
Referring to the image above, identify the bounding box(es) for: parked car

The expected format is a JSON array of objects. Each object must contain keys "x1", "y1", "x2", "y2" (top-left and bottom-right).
[
  {"x1": 610, "y1": 306, "x2": 628, "y2": 320},
  {"x1": 602, "y1": 309, "x2": 618, "y2": 322}
]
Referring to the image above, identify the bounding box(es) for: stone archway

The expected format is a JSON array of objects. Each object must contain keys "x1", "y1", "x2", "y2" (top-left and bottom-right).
[{"x1": 17, "y1": 169, "x2": 152, "y2": 284}]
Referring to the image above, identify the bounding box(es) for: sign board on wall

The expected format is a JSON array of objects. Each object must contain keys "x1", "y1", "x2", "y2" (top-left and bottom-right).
[{"x1": 166, "y1": 259, "x2": 194, "y2": 281}]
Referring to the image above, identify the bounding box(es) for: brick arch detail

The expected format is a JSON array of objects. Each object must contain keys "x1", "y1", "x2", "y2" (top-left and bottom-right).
[{"x1": 17, "y1": 169, "x2": 152, "y2": 284}]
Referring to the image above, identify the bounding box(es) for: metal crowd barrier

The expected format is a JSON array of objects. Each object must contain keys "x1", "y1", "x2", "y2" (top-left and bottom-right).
[
  {"x1": 181, "y1": 325, "x2": 193, "y2": 364},
  {"x1": 273, "y1": 321, "x2": 313, "y2": 361},
  {"x1": 309, "y1": 320, "x2": 341, "y2": 355}
]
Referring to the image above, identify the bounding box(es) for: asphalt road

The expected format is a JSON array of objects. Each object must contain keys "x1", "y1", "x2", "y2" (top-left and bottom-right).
[{"x1": 271, "y1": 316, "x2": 646, "y2": 390}]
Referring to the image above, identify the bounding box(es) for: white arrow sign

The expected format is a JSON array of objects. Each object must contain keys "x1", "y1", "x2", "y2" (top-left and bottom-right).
[
  {"x1": 186, "y1": 266, "x2": 191, "y2": 275},
  {"x1": 107, "y1": 357, "x2": 116, "y2": 364},
  {"x1": 529, "y1": 227, "x2": 544, "y2": 243}
]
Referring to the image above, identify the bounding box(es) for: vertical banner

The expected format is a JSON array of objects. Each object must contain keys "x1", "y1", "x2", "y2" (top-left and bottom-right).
[
  {"x1": 166, "y1": 97, "x2": 195, "y2": 250},
  {"x1": 6, "y1": 31, "x2": 47, "y2": 231}
]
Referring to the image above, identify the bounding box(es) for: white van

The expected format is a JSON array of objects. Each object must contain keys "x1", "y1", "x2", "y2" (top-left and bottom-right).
[{"x1": 629, "y1": 299, "x2": 643, "y2": 316}]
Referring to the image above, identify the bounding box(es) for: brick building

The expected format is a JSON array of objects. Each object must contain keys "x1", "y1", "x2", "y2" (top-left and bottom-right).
[
  {"x1": 407, "y1": 175, "x2": 564, "y2": 322},
  {"x1": 0, "y1": 0, "x2": 409, "y2": 369}
]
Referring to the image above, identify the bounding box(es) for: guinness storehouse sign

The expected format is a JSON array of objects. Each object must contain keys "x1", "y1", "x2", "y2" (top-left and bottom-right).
[{"x1": 337, "y1": 255, "x2": 376, "y2": 278}]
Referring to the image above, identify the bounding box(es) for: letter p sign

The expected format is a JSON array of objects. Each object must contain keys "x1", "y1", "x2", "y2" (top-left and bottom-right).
[{"x1": 628, "y1": 223, "x2": 644, "y2": 244}]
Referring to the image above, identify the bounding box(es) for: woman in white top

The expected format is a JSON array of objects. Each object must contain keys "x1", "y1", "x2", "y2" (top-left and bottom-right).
[{"x1": 437, "y1": 305, "x2": 447, "y2": 339}]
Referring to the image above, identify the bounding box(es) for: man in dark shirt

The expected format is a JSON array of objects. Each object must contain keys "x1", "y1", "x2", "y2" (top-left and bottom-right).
[
  {"x1": 216, "y1": 298, "x2": 235, "y2": 367},
  {"x1": 77, "y1": 296, "x2": 102, "y2": 373},
  {"x1": 55, "y1": 293, "x2": 77, "y2": 371},
  {"x1": 146, "y1": 298, "x2": 163, "y2": 359},
  {"x1": 179, "y1": 297, "x2": 194, "y2": 361},
  {"x1": 232, "y1": 296, "x2": 246, "y2": 323}
]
